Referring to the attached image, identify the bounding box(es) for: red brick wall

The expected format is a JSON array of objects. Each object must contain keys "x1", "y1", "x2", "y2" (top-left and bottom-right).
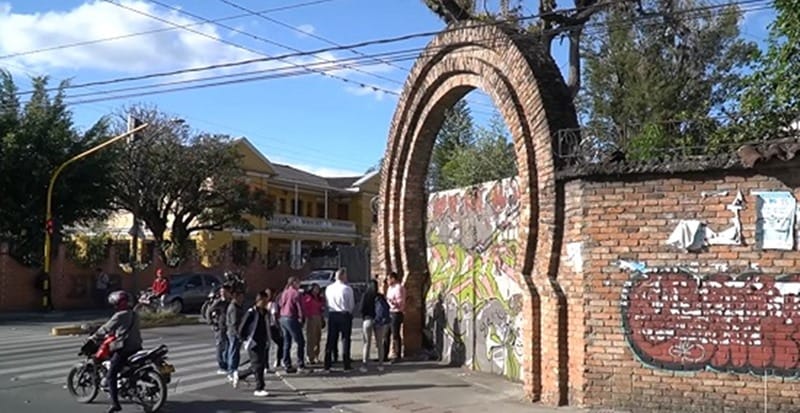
[{"x1": 562, "y1": 171, "x2": 800, "y2": 412}]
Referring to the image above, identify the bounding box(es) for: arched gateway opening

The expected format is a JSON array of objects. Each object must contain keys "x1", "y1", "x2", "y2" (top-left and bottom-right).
[{"x1": 376, "y1": 21, "x2": 578, "y2": 405}]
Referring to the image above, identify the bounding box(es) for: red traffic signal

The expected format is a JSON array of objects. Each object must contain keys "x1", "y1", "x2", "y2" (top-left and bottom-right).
[{"x1": 45, "y1": 219, "x2": 54, "y2": 235}]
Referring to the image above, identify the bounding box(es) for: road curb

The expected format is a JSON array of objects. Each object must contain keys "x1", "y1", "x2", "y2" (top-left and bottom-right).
[{"x1": 50, "y1": 316, "x2": 200, "y2": 336}]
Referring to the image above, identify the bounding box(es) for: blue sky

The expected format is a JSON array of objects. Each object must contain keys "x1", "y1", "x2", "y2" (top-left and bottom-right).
[{"x1": 0, "y1": 0, "x2": 777, "y2": 176}]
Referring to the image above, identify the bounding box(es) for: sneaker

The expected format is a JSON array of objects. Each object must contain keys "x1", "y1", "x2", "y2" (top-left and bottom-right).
[
  {"x1": 377, "y1": 365, "x2": 385, "y2": 372},
  {"x1": 253, "y1": 390, "x2": 269, "y2": 397},
  {"x1": 231, "y1": 371, "x2": 239, "y2": 389},
  {"x1": 358, "y1": 366, "x2": 368, "y2": 373},
  {"x1": 216, "y1": 369, "x2": 227, "y2": 375},
  {"x1": 226, "y1": 374, "x2": 233, "y2": 382}
]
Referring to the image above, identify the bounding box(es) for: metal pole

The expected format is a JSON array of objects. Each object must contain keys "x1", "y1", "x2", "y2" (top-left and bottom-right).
[
  {"x1": 128, "y1": 115, "x2": 140, "y2": 292},
  {"x1": 43, "y1": 122, "x2": 149, "y2": 309}
]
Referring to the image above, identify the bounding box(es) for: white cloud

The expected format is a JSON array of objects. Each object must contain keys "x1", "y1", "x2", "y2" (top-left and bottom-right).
[
  {"x1": 0, "y1": 1, "x2": 265, "y2": 74},
  {"x1": 0, "y1": 1, "x2": 400, "y2": 98},
  {"x1": 344, "y1": 84, "x2": 400, "y2": 101},
  {"x1": 295, "y1": 24, "x2": 315, "y2": 38}
]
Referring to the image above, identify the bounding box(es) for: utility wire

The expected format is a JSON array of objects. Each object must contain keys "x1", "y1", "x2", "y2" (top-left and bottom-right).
[
  {"x1": 12, "y1": 0, "x2": 766, "y2": 97},
  {"x1": 0, "y1": 0, "x2": 334, "y2": 61}
]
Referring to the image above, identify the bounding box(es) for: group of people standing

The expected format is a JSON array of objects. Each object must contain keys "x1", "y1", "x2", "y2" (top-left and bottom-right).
[{"x1": 206, "y1": 268, "x2": 407, "y2": 397}]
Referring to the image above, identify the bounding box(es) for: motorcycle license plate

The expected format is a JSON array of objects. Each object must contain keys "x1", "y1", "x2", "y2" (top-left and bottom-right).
[{"x1": 160, "y1": 363, "x2": 175, "y2": 375}]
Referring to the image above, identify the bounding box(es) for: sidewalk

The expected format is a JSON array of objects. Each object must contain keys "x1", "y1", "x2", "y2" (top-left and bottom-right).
[{"x1": 277, "y1": 361, "x2": 588, "y2": 413}]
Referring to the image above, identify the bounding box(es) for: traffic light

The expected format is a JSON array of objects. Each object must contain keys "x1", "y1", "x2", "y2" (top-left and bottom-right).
[
  {"x1": 45, "y1": 219, "x2": 54, "y2": 235},
  {"x1": 127, "y1": 115, "x2": 145, "y2": 144}
]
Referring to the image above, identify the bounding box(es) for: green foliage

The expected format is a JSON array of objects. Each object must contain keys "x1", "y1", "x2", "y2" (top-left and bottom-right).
[
  {"x1": 0, "y1": 70, "x2": 116, "y2": 266},
  {"x1": 429, "y1": 100, "x2": 475, "y2": 190},
  {"x1": 67, "y1": 233, "x2": 111, "y2": 268},
  {"x1": 109, "y1": 106, "x2": 274, "y2": 265},
  {"x1": 580, "y1": 0, "x2": 757, "y2": 157},
  {"x1": 438, "y1": 115, "x2": 517, "y2": 189},
  {"x1": 739, "y1": 0, "x2": 800, "y2": 139}
]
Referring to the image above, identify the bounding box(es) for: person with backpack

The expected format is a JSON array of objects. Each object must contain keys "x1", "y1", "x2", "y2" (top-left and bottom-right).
[{"x1": 358, "y1": 278, "x2": 389, "y2": 372}]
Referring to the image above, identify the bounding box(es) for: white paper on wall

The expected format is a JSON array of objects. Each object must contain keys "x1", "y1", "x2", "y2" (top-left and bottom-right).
[
  {"x1": 707, "y1": 190, "x2": 745, "y2": 246},
  {"x1": 753, "y1": 191, "x2": 796, "y2": 250},
  {"x1": 666, "y1": 220, "x2": 706, "y2": 252},
  {"x1": 566, "y1": 242, "x2": 583, "y2": 272}
]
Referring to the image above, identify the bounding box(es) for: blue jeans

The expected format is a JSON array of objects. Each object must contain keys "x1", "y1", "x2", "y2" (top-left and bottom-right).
[
  {"x1": 215, "y1": 330, "x2": 228, "y2": 370},
  {"x1": 226, "y1": 334, "x2": 241, "y2": 374},
  {"x1": 280, "y1": 317, "x2": 305, "y2": 369}
]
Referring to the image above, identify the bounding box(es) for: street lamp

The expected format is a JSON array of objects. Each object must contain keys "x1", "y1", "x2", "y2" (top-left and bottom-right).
[{"x1": 41, "y1": 121, "x2": 149, "y2": 310}]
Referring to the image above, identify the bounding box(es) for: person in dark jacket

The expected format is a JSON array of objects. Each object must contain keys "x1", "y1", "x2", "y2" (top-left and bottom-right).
[
  {"x1": 210, "y1": 284, "x2": 232, "y2": 374},
  {"x1": 234, "y1": 290, "x2": 272, "y2": 396},
  {"x1": 226, "y1": 290, "x2": 245, "y2": 381},
  {"x1": 358, "y1": 279, "x2": 388, "y2": 372},
  {"x1": 92, "y1": 290, "x2": 142, "y2": 413},
  {"x1": 265, "y1": 288, "x2": 283, "y2": 370}
]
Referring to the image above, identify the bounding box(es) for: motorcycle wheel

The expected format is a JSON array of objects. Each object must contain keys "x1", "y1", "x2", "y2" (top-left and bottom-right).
[
  {"x1": 135, "y1": 369, "x2": 167, "y2": 413},
  {"x1": 134, "y1": 303, "x2": 155, "y2": 315},
  {"x1": 67, "y1": 363, "x2": 99, "y2": 403}
]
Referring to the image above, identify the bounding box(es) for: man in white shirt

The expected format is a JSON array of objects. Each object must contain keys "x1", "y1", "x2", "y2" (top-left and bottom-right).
[{"x1": 323, "y1": 268, "x2": 354, "y2": 372}]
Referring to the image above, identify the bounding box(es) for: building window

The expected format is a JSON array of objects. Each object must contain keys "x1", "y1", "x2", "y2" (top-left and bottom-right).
[
  {"x1": 293, "y1": 199, "x2": 303, "y2": 216},
  {"x1": 278, "y1": 198, "x2": 286, "y2": 214},
  {"x1": 306, "y1": 202, "x2": 313, "y2": 217},
  {"x1": 316, "y1": 202, "x2": 325, "y2": 218},
  {"x1": 232, "y1": 240, "x2": 249, "y2": 265},
  {"x1": 337, "y1": 203, "x2": 349, "y2": 221}
]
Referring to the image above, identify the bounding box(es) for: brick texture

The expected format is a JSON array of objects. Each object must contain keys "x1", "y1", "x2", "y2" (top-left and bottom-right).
[
  {"x1": 375, "y1": 20, "x2": 578, "y2": 405},
  {"x1": 562, "y1": 171, "x2": 800, "y2": 412}
]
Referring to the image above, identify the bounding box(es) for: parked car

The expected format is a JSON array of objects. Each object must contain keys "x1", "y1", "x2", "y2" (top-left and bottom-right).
[{"x1": 155, "y1": 273, "x2": 223, "y2": 314}]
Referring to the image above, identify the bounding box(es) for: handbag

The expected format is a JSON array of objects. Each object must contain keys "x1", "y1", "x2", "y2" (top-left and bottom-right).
[{"x1": 108, "y1": 311, "x2": 136, "y2": 353}]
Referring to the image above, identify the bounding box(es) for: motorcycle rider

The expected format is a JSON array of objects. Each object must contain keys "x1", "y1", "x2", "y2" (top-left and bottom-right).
[
  {"x1": 151, "y1": 268, "x2": 169, "y2": 307},
  {"x1": 208, "y1": 284, "x2": 233, "y2": 374},
  {"x1": 92, "y1": 290, "x2": 142, "y2": 413}
]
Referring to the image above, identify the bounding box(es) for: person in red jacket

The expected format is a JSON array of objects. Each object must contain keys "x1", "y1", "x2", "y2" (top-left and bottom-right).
[{"x1": 151, "y1": 269, "x2": 170, "y2": 306}]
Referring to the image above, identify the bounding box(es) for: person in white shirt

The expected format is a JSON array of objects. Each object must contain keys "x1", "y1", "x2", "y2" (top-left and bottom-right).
[
  {"x1": 94, "y1": 268, "x2": 110, "y2": 307},
  {"x1": 323, "y1": 268, "x2": 355, "y2": 372}
]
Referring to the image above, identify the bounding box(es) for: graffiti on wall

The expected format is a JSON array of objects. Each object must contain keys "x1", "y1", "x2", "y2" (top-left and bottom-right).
[
  {"x1": 622, "y1": 268, "x2": 800, "y2": 375},
  {"x1": 425, "y1": 177, "x2": 524, "y2": 381}
]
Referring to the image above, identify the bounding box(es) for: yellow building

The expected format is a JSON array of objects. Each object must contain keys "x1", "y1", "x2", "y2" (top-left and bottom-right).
[{"x1": 83, "y1": 138, "x2": 379, "y2": 268}]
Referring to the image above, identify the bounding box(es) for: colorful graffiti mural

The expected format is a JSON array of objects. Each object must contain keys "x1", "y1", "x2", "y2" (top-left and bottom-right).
[
  {"x1": 425, "y1": 177, "x2": 524, "y2": 381},
  {"x1": 622, "y1": 268, "x2": 800, "y2": 375}
]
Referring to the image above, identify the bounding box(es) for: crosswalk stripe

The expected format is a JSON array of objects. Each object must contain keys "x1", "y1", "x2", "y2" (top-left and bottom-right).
[
  {"x1": 3, "y1": 344, "x2": 216, "y2": 378},
  {"x1": 43, "y1": 360, "x2": 222, "y2": 386},
  {"x1": 15, "y1": 350, "x2": 218, "y2": 381},
  {"x1": 0, "y1": 335, "x2": 73, "y2": 348},
  {"x1": 0, "y1": 341, "x2": 206, "y2": 368},
  {"x1": 173, "y1": 377, "x2": 229, "y2": 395}
]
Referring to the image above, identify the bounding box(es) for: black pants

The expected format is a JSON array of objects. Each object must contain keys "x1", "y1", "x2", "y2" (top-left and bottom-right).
[
  {"x1": 107, "y1": 348, "x2": 137, "y2": 407},
  {"x1": 239, "y1": 344, "x2": 268, "y2": 391},
  {"x1": 323, "y1": 312, "x2": 352, "y2": 370},
  {"x1": 269, "y1": 325, "x2": 283, "y2": 367},
  {"x1": 383, "y1": 312, "x2": 404, "y2": 361}
]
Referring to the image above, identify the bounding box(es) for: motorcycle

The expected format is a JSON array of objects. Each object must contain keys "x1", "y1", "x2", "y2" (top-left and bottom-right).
[
  {"x1": 134, "y1": 289, "x2": 180, "y2": 315},
  {"x1": 66, "y1": 335, "x2": 174, "y2": 412}
]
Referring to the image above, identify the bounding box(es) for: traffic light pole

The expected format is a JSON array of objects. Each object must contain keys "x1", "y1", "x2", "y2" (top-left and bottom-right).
[{"x1": 42, "y1": 122, "x2": 149, "y2": 310}]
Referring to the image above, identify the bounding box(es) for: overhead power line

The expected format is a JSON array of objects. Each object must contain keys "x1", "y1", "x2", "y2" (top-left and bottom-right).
[
  {"x1": 0, "y1": 0, "x2": 334, "y2": 61},
  {"x1": 4, "y1": 0, "x2": 773, "y2": 107}
]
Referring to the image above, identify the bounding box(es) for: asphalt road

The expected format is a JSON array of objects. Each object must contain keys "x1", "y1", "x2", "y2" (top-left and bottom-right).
[{"x1": 0, "y1": 322, "x2": 336, "y2": 413}]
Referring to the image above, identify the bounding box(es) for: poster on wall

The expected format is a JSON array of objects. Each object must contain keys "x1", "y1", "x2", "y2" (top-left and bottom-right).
[{"x1": 754, "y1": 191, "x2": 797, "y2": 250}]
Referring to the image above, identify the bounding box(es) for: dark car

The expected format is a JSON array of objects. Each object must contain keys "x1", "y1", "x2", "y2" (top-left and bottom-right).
[{"x1": 163, "y1": 273, "x2": 223, "y2": 313}]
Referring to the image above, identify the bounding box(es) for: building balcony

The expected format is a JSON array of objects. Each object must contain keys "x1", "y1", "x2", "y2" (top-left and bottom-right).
[{"x1": 268, "y1": 214, "x2": 357, "y2": 236}]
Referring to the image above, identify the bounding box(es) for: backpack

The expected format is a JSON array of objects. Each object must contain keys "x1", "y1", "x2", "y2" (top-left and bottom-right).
[{"x1": 374, "y1": 295, "x2": 391, "y2": 327}]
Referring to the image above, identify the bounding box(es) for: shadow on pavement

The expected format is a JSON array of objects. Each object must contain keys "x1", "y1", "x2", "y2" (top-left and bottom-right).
[
  {"x1": 162, "y1": 398, "x2": 366, "y2": 412},
  {"x1": 298, "y1": 382, "x2": 468, "y2": 395}
]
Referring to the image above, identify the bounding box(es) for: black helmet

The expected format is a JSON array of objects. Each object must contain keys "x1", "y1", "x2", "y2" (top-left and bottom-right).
[{"x1": 107, "y1": 290, "x2": 131, "y2": 308}]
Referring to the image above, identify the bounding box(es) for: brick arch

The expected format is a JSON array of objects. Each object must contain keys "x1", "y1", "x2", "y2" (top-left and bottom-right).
[{"x1": 377, "y1": 21, "x2": 578, "y2": 404}]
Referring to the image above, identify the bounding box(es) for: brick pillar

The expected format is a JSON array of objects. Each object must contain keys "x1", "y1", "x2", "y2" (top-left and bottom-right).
[
  {"x1": 0, "y1": 243, "x2": 8, "y2": 310},
  {"x1": 401, "y1": 269, "x2": 426, "y2": 357}
]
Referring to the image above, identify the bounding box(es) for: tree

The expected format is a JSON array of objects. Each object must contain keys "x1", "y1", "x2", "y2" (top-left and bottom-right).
[
  {"x1": 422, "y1": 0, "x2": 627, "y2": 98},
  {"x1": 580, "y1": 1, "x2": 757, "y2": 159},
  {"x1": 429, "y1": 99, "x2": 475, "y2": 190},
  {"x1": 0, "y1": 70, "x2": 116, "y2": 265},
  {"x1": 438, "y1": 115, "x2": 517, "y2": 189},
  {"x1": 739, "y1": 0, "x2": 800, "y2": 140},
  {"x1": 109, "y1": 106, "x2": 273, "y2": 264}
]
